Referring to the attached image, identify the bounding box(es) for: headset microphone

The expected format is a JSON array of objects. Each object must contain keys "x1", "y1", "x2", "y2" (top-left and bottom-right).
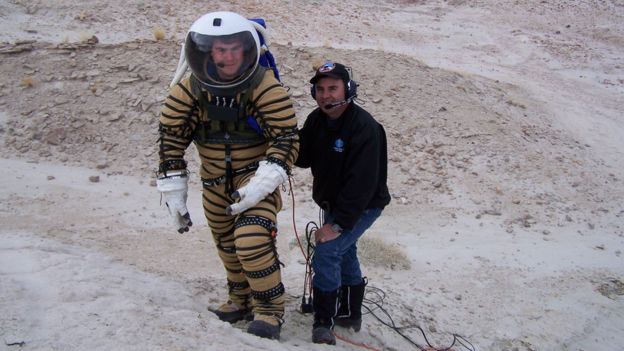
[{"x1": 323, "y1": 99, "x2": 351, "y2": 110}]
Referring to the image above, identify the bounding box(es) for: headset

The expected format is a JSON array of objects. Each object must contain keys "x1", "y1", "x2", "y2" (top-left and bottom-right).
[{"x1": 310, "y1": 67, "x2": 358, "y2": 109}]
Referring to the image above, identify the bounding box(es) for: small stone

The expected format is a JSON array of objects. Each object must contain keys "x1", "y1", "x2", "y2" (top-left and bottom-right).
[
  {"x1": 291, "y1": 90, "x2": 304, "y2": 98},
  {"x1": 149, "y1": 180, "x2": 157, "y2": 187},
  {"x1": 108, "y1": 113, "x2": 122, "y2": 122},
  {"x1": 42, "y1": 128, "x2": 66, "y2": 145},
  {"x1": 89, "y1": 176, "x2": 100, "y2": 183},
  {"x1": 47, "y1": 175, "x2": 55, "y2": 180},
  {"x1": 484, "y1": 209, "x2": 502, "y2": 216},
  {"x1": 85, "y1": 35, "x2": 99, "y2": 44}
]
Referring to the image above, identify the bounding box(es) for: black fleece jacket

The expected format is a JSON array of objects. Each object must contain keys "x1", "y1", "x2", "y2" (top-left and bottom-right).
[{"x1": 295, "y1": 103, "x2": 391, "y2": 230}]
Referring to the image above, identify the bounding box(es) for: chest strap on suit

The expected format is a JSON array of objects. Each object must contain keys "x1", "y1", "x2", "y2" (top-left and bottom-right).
[
  {"x1": 225, "y1": 144, "x2": 233, "y2": 194},
  {"x1": 201, "y1": 161, "x2": 260, "y2": 189}
]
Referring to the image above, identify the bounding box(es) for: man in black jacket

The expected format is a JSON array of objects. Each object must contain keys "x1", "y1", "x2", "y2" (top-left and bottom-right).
[{"x1": 296, "y1": 61, "x2": 391, "y2": 345}]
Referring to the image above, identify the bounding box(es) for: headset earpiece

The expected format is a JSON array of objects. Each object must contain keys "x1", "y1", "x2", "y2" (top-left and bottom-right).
[{"x1": 346, "y1": 79, "x2": 357, "y2": 101}]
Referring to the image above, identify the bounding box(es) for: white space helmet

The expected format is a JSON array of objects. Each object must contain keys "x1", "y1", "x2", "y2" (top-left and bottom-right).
[{"x1": 185, "y1": 11, "x2": 260, "y2": 90}]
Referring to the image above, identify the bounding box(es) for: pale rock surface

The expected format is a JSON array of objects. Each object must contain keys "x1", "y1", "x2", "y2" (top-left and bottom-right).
[{"x1": 1, "y1": 1, "x2": 623, "y2": 350}]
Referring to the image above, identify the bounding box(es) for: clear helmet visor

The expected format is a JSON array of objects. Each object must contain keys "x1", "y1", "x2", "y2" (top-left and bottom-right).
[{"x1": 185, "y1": 31, "x2": 259, "y2": 88}]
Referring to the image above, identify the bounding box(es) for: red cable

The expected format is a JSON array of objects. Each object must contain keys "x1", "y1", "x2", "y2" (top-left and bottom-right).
[
  {"x1": 288, "y1": 177, "x2": 314, "y2": 302},
  {"x1": 334, "y1": 331, "x2": 382, "y2": 351},
  {"x1": 289, "y1": 177, "x2": 308, "y2": 259}
]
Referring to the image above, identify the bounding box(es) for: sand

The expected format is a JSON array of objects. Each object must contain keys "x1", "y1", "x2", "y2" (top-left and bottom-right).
[{"x1": 1, "y1": 1, "x2": 623, "y2": 350}]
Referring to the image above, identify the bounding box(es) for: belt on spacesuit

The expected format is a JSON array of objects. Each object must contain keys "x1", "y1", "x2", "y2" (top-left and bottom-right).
[{"x1": 201, "y1": 161, "x2": 259, "y2": 188}]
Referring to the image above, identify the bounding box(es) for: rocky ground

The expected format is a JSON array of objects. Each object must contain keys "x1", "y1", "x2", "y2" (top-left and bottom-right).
[{"x1": 1, "y1": 1, "x2": 623, "y2": 350}]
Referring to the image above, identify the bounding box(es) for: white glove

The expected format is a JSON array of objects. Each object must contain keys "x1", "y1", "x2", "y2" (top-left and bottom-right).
[
  {"x1": 157, "y1": 171, "x2": 193, "y2": 233},
  {"x1": 226, "y1": 161, "x2": 288, "y2": 216}
]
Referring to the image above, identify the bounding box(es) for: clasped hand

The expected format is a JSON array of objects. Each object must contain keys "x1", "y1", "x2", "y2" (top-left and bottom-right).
[{"x1": 314, "y1": 224, "x2": 342, "y2": 244}]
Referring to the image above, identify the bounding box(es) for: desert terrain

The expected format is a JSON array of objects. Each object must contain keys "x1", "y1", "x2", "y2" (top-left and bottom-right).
[{"x1": 1, "y1": 1, "x2": 623, "y2": 350}]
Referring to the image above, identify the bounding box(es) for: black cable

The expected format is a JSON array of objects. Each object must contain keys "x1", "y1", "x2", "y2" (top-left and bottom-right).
[
  {"x1": 299, "y1": 209, "x2": 326, "y2": 314},
  {"x1": 299, "y1": 220, "x2": 318, "y2": 314},
  {"x1": 288, "y1": 177, "x2": 319, "y2": 314},
  {"x1": 363, "y1": 286, "x2": 476, "y2": 351},
  {"x1": 293, "y1": 204, "x2": 475, "y2": 351}
]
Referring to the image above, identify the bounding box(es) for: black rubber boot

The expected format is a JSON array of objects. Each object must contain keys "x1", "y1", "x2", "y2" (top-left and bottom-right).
[
  {"x1": 312, "y1": 288, "x2": 339, "y2": 345},
  {"x1": 335, "y1": 279, "x2": 366, "y2": 332},
  {"x1": 208, "y1": 301, "x2": 251, "y2": 323},
  {"x1": 247, "y1": 314, "x2": 282, "y2": 340}
]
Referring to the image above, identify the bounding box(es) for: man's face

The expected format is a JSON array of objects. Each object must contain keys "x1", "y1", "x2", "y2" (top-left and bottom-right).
[
  {"x1": 210, "y1": 38, "x2": 245, "y2": 80},
  {"x1": 314, "y1": 77, "x2": 347, "y2": 118}
]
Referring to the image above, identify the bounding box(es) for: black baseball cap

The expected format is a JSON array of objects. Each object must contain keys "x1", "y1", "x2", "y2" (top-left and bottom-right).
[{"x1": 309, "y1": 61, "x2": 350, "y2": 84}]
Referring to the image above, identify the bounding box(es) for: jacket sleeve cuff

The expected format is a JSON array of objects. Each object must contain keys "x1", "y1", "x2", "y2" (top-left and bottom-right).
[{"x1": 331, "y1": 218, "x2": 353, "y2": 232}]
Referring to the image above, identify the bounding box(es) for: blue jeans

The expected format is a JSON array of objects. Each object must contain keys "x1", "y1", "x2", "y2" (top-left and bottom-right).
[{"x1": 312, "y1": 208, "x2": 383, "y2": 292}]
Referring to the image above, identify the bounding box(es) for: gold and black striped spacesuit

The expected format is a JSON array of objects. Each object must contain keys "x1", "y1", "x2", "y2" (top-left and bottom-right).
[{"x1": 158, "y1": 68, "x2": 299, "y2": 319}]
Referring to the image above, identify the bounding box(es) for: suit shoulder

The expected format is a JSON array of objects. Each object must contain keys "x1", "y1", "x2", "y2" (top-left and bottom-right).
[{"x1": 253, "y1": 70, "x2": 283, "y2": 94}]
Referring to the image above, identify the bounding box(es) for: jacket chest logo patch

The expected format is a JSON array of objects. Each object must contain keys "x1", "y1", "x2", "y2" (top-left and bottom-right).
[{"x1": 333, "y1": 138, "x2": 345, "y2": 153}]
